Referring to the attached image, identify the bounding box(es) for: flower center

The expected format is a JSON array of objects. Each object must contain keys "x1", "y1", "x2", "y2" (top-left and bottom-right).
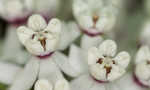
[
  {"x1": 32, "y1": 31, "x2": 47, "y2": 51},
  {"x1": 97, "y1": 56, "x2": 116, "y2": 78}
]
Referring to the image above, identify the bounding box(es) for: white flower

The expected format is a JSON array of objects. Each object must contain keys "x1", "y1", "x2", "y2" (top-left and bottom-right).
[
  {"x1": 9, "y1": 55, "x2": 70, "y2": 90},
  {"x1": 134, "y1": 45, "x2": 150, "y2": 87},
  {"x1": 53, "y1": 40, "x2": 130, "y2": 90},
  {"x1": 73, "y1": 0, "x2": 119, "y2": 36},
  {"x1": 0, "y1": 0, "x2": 32, "y2": 22},
  {"x1": 35, "y1": 79, "x2": 70, "y2": 90},
  {"x1": 1, "y1": 25, "x2": 30, "y2": 65},
  {"x1": 88, "y1": 40, "x2": 130, "y2": 82},
  {"x1": 140, "y1": 20, "x2": 150, "y2": 46},
  {"x1": 17, "y1": 14, "x2": 61, "y2": 56}
]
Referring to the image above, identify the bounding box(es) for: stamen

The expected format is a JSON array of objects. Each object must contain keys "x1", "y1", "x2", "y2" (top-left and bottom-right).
[
  {"x1": 38, "y1": 37, "x2": 46, "y2": 51},
  {"x1": 104, "y1": 66, "x2": 112, "y2": 78}
]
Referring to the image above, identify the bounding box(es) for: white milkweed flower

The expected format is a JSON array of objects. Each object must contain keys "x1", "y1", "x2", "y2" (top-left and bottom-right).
[
  {"x1": 53, "y1": 40, "x2": 130, "y2": 90},
  {"x1": 17, "y1": 14, "x2": 61, "y2": 56},
  {"x1": 88, "y1": 40, "x2": 130, "y2": 82},
  {"x1": 73, "y1": 0, "x2": 119, "y2": 36},
  {"x1": 0, "y1": 0, "x2": 33, "y2": 24},
  {"x1": 8, "y1": 14, "x2": 72, "y2": 90},
  {"x1": 108, "y1": 45, "x2": 150, "y2": 90},
  {"x1": 35, "y1": 79, "x2": 70, "y2": 90},
  {"x1": 140, "y1": 20, "x2": 150, "y2": 46}
]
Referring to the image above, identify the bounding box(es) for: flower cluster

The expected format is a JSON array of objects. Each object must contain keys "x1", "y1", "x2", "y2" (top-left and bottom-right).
[{"x1": 0, "y1": 0, "x2": 149, "y2": 90}]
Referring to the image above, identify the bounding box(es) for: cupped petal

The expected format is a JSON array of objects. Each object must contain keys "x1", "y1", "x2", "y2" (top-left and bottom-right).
[
  {"x1": 99, "y1": 40, "x2": 117, "y2": 57},
  {"x1": 135, "y1": 45, "x2": 150, "y2": 64},
  {"x1": 54, "y1": 79, "x2": 70, "y2": 90},
  {"x1": 17, "y1": 26, "x2": 34, "y2": 45},
  {"x1": 34, "y1": 79, "x2": 53, "y2": 90},
  {"x1": 107, "y1": 65, "x2": 125, "y2": 81},
  {"x1": 81, "y1": 34, "x2": 103, "y2": 50},
  {"x1": 88, "y1": 47, "x2": 102, "y2": 65},
  {"x1": 9, "y1": 58, "x2": 40, "y2": 90},
  {"x1": 45, "y1": 38, "x2": 59, "y2": 52},
  {"x1": 46, "y1": 18, "x2": 61, "y2": 34},
  {"x1": 27, "y1": 14, "x2": 47, "y2": 31},
  {"x1": 89, "y1": 64, "x2": 106, "y2": 81},
  {"x1": 25, "y1": 40, "x2": 44, "y2": 55},
  {"x1": 114, "y1": 51, "x2": 130, "y2": 68},
  {"x1": 0, "y1": 62, "x2": 22, "y2": 85}
]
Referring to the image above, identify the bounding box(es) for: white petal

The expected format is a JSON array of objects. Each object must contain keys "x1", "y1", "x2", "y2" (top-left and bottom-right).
[
  {"x1": 9, "y1": 58, "x2": 40, "y2": 90},
  {"x1": 25, "y1": 40, "x2": 44, "y2": 55},
  {"x1": 89, "y1": 64, "x2": 106, "y2": 81},
  {"x1": 54, "y1": 79, "x2": 70, "y2": 90},
  {"x1": 28, "y1": 14, "x2": 47, "y2": 31},
  {"x1": 114, "y1": 51, "x2": 130, "y2": 68},
  {"x1": 53, "y1": 51, "x2": 82, "y2": 77},
  {"x1": 99, "y1": 40, "x2": 117, "y2": 57},
  {"x1": 73, "y1": 0, "x2": 93, "y2": 29},
  {"x1": 34, "y1": 79, "x2": 53, "y2": 90},
  {"x1": 46, "y1": 18, "x2": 61, "y2": 34},
  {"x1": 88, "y1": 47, "x2": 101, "y2": 65},
  {"x1": 89, "y1": 81, "x2": 106, "y2": 90},
  {"x1": 58, "y1": 21, "x2": 81, "y2": 50},
  {"x1": 0, "y1": 62, "x2": 22, "y2": 85},
  {"x1": 135, "y1": 45, "x2": 150, "y2": 64},
  {"x1": 81, "y1": 34, "x2": 103, "y2": 50},
  {"x1": 71, "y1": 74, "x2": 95, "y2": 90},
  {"x1": 108, "y1": 73, "x2": 142, "y2": 90},
  {"x1": 107, "y1": 65, "x2": 125, "y2": 81},
  {"x1": 17, "y1": 26, "x2": 34, "y2": 45},
  {"x1": 135, "y1": 62, "x2": 150, "y2": 81},
  {"x1": 46, "y1": 38, "x2": 59, "y2": 52},
  {"x1": 39, "y1": 58, "x2": 64, "y2": 84}
]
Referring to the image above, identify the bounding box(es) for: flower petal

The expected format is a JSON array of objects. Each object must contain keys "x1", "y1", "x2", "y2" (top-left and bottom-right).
[
  {"x1": 114, "y1": 51, "x2": 130, "y2": 68},
  {"x1": 135, "y1": 45, "x2": 150, "y2": 64},
  {"x1": 0, "y1": 62, "x2": 22, "y2": 85},
  {"x1": 108, "y1": 73, "x2": 142, "y2": 90},
  {"x1": 28, "y1": 14, "x2": 47, "y2": 31},
  {"x1": 58, "y1": 21, "x2": 81, "y2": 50},
  {"x1": 99, "y1": 40, "x2": 117, "y2": 57},
  {"x1": 71, "y1": 74, "x2": 95, "y2": 90},
  {"x1": 107, "y1": 65, "x2": 125, "y2": 81},
  {"x1": 34, "y1": 79, "x2": 53, "y2": 90},
  {"x1": 46, "y1": 18, "x2": 61, "y2": 34},
  {"x1": 9, "y1": 58, "x2": 40, "y2": 90},
  {"x1": 53, "y1": 51, "x2": 83, "y2": 78},
  {"x1": 81, "y1": 34, "x2": 103, "y2": 50},
  {"x1": 25, "y1": 40, "x2": 44, "y2": 55},
  {"x1": 88, "y1": 47, "x2": 101, "y2": 65},
  {"x1": 54, "y1": 79, "x2": 70, "y2": 90},
  {"x1": 73, "y1": 0, "x2": 93, "y2": 29},
  {"x1": 17, "y1": 26, "x2": 34, "y2": 45},
  {"x1": 39, "y1": 59, "x2": 63, "y2": 84}
]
